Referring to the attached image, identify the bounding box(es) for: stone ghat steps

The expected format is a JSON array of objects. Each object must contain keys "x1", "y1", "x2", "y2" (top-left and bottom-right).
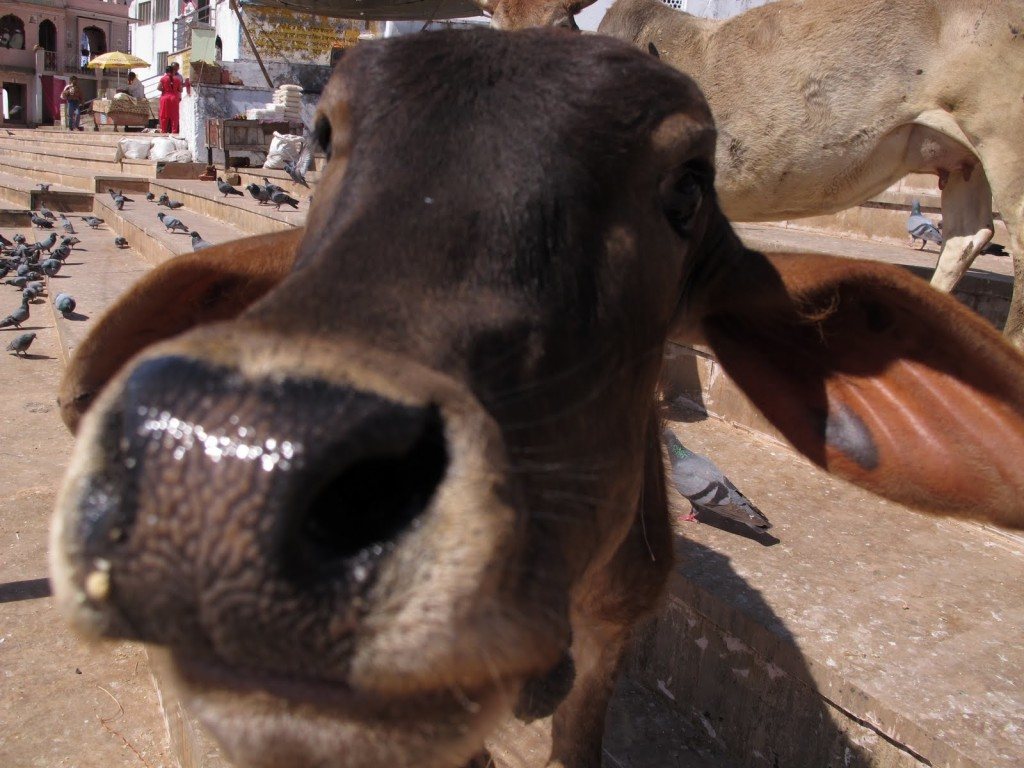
[
  {"x1": 149, "y1": 178, "x2": 301, "y2": 236},
  {"x1": 0, "y1": 137, "x2": 160, "y2": 176},
  {"x1": 0, "y1": 155, "x2": 148, "y2": 192},
  {"x1": 0, "y1": 169, "x2": 93, "y2": 213},
  {"x1": 93, "y1": 193, "x2": 248, "y2": 265}
]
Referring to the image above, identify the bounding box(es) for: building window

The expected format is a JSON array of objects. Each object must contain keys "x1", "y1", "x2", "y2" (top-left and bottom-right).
[
  {"x1": 156, "y1": 51, "x2": 168, "y2": 72},
  {"x1": 136, "y1": 2, "x2": 152, "y2": 25},
  {"x1": 38, "y1": 20, "x2": 57, "y2": 52},
  {"x1": 0, "y1": 15, "x2": 25, "y2": 50},
  {"x1": 154, "y1": 0, "x2": 170, "y2": 23}
]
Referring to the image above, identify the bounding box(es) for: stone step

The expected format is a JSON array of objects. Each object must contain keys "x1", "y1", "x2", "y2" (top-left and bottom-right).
[
  {"x1": 0, "y1": 139, "x2": 159, "y2": 176},
  {"x1": 0, "y1": 127, "x2": 151, "y2": 149},
  {"x1": 635, "y1": 414, "x2": 1024, "y2": 768},
  {"x1": 93, "y1": 192, "x2": 248, "y2": 266},
  {"x1": 0, "y1": 155, "x2": 113, "y2": 191},
  {"x1": 0, "y1": 169, "x2": 93, "y2": 212},
  {"x1": 149, "y1": 178, "x2": 302, "y2": 236}
]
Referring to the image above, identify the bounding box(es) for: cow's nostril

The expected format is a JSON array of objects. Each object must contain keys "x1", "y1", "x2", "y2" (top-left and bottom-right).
[{"x1": 296, "y1": 407, "x2": 448, "y2": 573}]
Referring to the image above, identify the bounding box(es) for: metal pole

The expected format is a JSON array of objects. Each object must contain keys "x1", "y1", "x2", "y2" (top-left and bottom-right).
[{"x1": 229, "y1": 0, "x2": 273, "y2": 89}]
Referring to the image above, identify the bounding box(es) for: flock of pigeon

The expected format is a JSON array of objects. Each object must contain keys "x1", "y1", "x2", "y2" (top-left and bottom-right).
[
  {"x1": 216, "y1": 174, "x2": 303, "y2": 212},
  {"x1": 1, "y1": 205, "x2": 82, "y2": 357}
]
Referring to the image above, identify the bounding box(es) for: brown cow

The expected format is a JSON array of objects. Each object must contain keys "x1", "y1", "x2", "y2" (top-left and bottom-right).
[
  {"x1": 477, "y1": 0, "x2": 1024, "y2": 350},
  {"x1": 51, "y1": 29, "x2": 1024, "y2": 768}
]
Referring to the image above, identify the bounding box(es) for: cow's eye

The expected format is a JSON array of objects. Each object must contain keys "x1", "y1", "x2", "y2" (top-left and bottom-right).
[
  {"x1": 314, "y1": 116, "x2": 332, "y2": 160},
  {"x1": 662, "y1": 165, "x2": 709, "y2": 237}
]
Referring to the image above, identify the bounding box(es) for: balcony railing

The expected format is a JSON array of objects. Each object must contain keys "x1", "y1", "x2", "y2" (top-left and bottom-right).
[
  {"x1": 43, "y1": 49, "x2": 56, "y2": 71},
  {"x1": 172, "y1": 4, "x2": 214, "y2": 53}
]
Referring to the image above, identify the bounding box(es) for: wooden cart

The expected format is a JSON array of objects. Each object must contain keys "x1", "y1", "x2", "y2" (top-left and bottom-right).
[
  {"x1": 205, "y1": 118, "x2": 303, "y2": 169},
  {"x1": 91, "y1": 97, "x2": 152, "y2": 131}
]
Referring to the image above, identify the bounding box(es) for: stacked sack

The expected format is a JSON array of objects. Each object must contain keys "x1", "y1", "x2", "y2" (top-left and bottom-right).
[{"x1": 246, "y1": 84, "x2": 303, "y2": 121}]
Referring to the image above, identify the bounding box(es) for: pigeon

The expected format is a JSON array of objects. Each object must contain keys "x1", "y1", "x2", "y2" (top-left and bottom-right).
[
  {"x1": 60, "y1": 216, "x2": 75, "y2": 234},
  {"x1": 907, "y1": 200, "x2": 942, "y2": 250},
  {"x1": 159, "y1": 195, "x2": 184, "y2": 210},
  {"x1": 39, "y1": 206, "x2": 55, "y2": 220},
  {"x1": 246, "y1": 183, "x2": 270, "y2": 205},
  {"x1": 108, "y1": 188, "x2": 118, "y2": 200},
  {"x1": 5, "y1": 276, "x2": 28, "y2": 288},
  {"x1": 31, "y1": 214, "x2": 53, "y2": 229},
  {"x1": 6, "y1": 331, "x2": 35, "y2": 356},
  {"x1": 271, "y1": 190, "x2": 299, "y2": 210},
  {"x1": 50, "y1": 244, "x2": 71, "y2": 262},
  {"x1": 22, "y1": 283, "x2": 43, "y2": 301},
  {"x1": 54, "y1": 293, "x2": 76, "y2": 315},
  {"x1": 114, "y1": 236, "x2": 129, "y2": 249},
  {"x1": 12, "y1": 233, "x2": 25, "y2": 244},
  {"x1": 283, "y1": 158, "x2": 309, "y2": 188},
  {"x1": 146, "y1": 191, "x2": 155, "y2": 201},
  {"x1": 37, "y1": 183, "x2": 50, "y2": 193},
  {"x1": 37, "y1": 233, "x2": 56, "y2": 253},
  {"x1": 217, "y1": 177, "x2": 245, "y2": 197},
  {"x1": 262, "y1": 177, "x2": 284, "y2": 196},
  {"x1": 157, "y1": 212, "x2": 189, "y2": 233},
  {"x1": 60, "y1": 236, "x2": 80, "y2": 248},
  {"x1": 23, "y1": 280, "x2": 44, "y2": 294},
  {"x1": 664, "y1": 430, "x2": 772, "y2": 532},
  {"x1": 4, "y1": 129, "x2": 13, "y2": 136},
  {"x1": 190, "y1": 231, "x2": 212, "y2": 251},
  {"x1": 981, "y1": 241, "x2": 1008, "y2": 256},
  {"x1": 0, "y1": 297, "x2": 29, "y2": 328},
  {"x1": 40, "y1": 258, "x2": 62, "y2": 277},
  {"x1": 115, "y1": 196, "x2": 126, "y2": 211},
  {"x1": 81, "y1": 216, "x2": 104, "y2": 229}
]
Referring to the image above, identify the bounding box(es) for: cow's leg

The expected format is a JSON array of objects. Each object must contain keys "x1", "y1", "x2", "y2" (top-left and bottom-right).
[
  {"x1": 930, "y1": 165, "x2": 994, "y2": 292},
  {"x1": 547, "y1": 421, "x2": 674, "y2": 767}
]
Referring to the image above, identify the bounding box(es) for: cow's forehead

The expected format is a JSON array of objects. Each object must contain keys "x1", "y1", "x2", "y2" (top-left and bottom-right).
[{"x1": 323, "y1": 28, "x2": 712, "y2": 153}]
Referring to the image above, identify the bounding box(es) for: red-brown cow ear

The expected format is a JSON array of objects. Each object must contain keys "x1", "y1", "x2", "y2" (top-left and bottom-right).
[
  {"x1": 59, "y1": 228, "x2": 303, "y2": 434},
  {"x1": 695, "y1": 250, "x2": 1024, "y2": 529}
]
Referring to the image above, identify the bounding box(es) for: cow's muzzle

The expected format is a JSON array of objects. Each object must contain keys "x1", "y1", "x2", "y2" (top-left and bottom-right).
[{"x1": 52, "y1": 330, "x2": 567, "y2": 703}]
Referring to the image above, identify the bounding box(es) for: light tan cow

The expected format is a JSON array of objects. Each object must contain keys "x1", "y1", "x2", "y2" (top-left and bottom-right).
[{"x1": 477, "y1": 0, "x2": 1024, "y2": 349}]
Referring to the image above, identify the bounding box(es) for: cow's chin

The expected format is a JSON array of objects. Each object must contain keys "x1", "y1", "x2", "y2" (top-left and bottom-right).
[{"x1": 152, "y1": 648, "x2": 516, "y2": 768}]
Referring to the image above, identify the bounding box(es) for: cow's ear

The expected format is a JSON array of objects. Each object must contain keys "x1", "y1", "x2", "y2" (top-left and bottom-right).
[
  {"x1": 685, "y1": 248, "x2": 1024, "y2": 529},
  {"x1": 59, "y1": 228, "x2": 303, "y2": 434}
]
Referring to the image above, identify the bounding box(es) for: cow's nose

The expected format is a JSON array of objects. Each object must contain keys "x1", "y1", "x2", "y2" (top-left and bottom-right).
[{"x1": 66, "y1": 354, "x2": 450, "y2": 653}]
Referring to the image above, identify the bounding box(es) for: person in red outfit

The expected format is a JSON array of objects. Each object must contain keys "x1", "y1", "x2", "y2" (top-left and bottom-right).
[{"x1": 157, "y1": 64, "x2": 181, "y2": 134}]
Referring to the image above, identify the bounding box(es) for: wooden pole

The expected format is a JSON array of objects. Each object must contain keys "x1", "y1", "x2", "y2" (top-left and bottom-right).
[{"x1": 229, "y1": 0, "x2": 273, "y2": 89}]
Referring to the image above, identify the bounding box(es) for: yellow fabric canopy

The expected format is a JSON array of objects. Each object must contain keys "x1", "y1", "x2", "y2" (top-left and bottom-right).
[{"x1": 85, "y1": 52, "x2": 151, "y2": 70}]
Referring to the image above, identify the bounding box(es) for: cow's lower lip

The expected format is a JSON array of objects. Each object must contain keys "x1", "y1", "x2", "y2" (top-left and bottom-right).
[{"x1": 160, "y1": 650, "x2": 515, "y2": 768}]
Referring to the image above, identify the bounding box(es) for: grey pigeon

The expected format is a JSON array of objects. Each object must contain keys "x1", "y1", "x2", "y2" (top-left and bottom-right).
[
  {"x1": 190, "y1": 231, "x2": 212, "y2": 251},
  {"x1": 157, "y1": 193, "x2": 170, "y2": 206},
  {"x1": 81, "y1": 216, "x2": 104, "y2": 229},
  {"x1": 37, "y1": 183, "x2": 50, "y2": 192},
  {"x1": 0, "y1": 297, "x2": 29, "y2": 328},
  {"x1": 164, "y1": 198, "x2": 184, "y2": 210},
  {"x1": 60, "y1": 236, "x2": 80, "y2": 248},
  {"x1": 37, "y1": 233, "x2": 56, "y2": 253},
  {"x1": 60, "y1": 217, "x2": 75, "y2": 235},
  {"x1": 12, "y1": 233, "x2": 25, "y2": 244},
  {"x1": 283, "y1": 158, "x2": 309, "y2": 188},
  {"x1": 40, "y1": 258, "x2": 62, "y2": 277},
  {"x1": 6, "y1": 331, "x2": 35, "y2": 356},
  {"x1": 54, "y1": 293, "x2": 76, "y2": 315},
  {"x1": 146, "y1": 191, "x2": 155, "y2": 201},
  {"x1": 114, "y1": 236, "x2": 129, "y2": 249},
  {"x1": 271, "y1": 190, "x2": 299, "y2": 210},
  {"x1": 114, "y1": 196, "x2": 126, "y2": 211},
  {"x1": 31, "y1": 214, "x2": 53, "y2": 229},
  {"x1": 39, "y1": 206, "x2": 55, "y2": 220},
  {"x1": 907, "y1": 200, "x2": 942, "y2": 250},
  {"x1": 262, "y1": 177, "x2": 284, "y2": 196},
  {"x1": 157, "y1": 212, "x2": 189, "y2": 233},
  {"x1": 50, "y1": 244, "x2": 71, "y2": 262},
  {"x1": 217, "y1": 177, "x2": 244, "y2": 197},
  {"x1": 22, "y1": 283, "x2": 43, "y2": 301},
  {"x1": 6, "y1": 276, "x2": 28, "y2": 288},
  {"x1": 664, "y1": 430, "x2": 771, "y2": 531},
  {"x1": 246, "y1": 183, "x2": 270, "y2": 205}
]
